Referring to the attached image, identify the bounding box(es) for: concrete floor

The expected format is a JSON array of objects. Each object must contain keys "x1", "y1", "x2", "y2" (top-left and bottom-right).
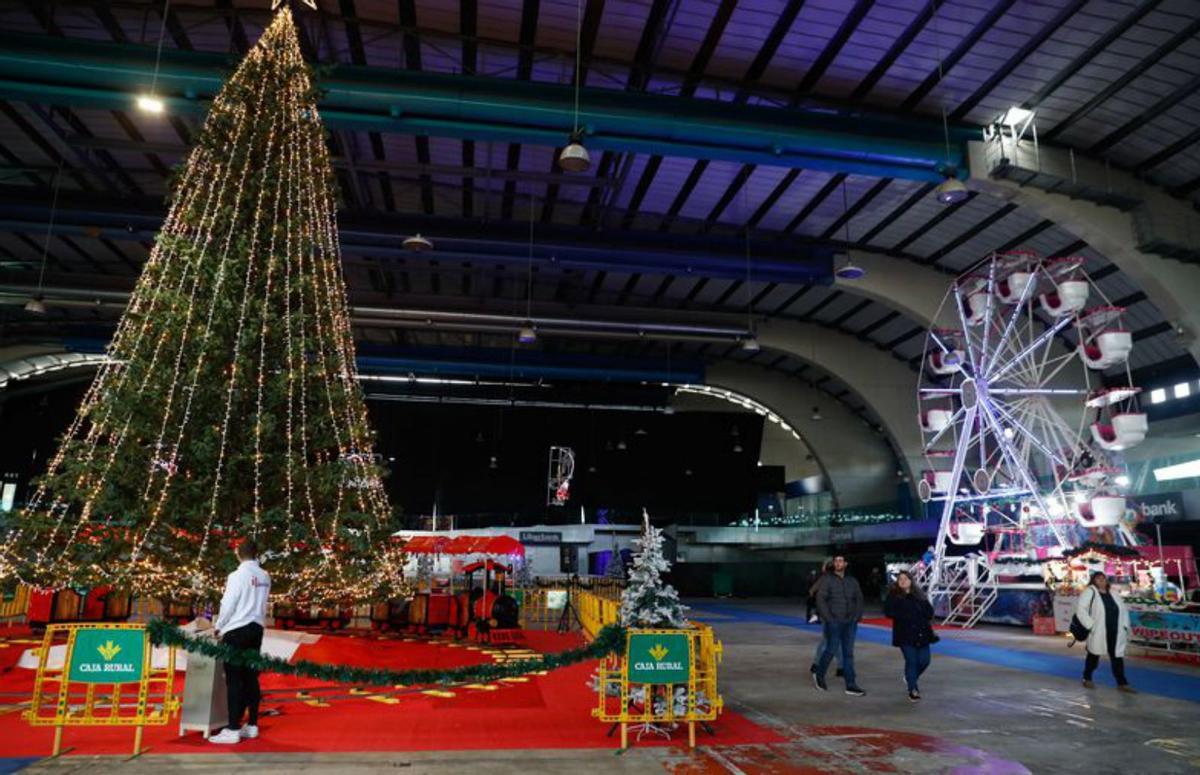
[{"x1": 15, "y1": 599, "x2": 1200, "y2": 773}]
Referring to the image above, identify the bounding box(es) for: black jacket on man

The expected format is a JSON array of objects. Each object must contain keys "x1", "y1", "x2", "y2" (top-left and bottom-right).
[
  {"x1": 883, "y1": 592, "x2": 935, "y2": 647},
  {"x1": 815, "y1": 571, "x2": 864, "y2": 624}
]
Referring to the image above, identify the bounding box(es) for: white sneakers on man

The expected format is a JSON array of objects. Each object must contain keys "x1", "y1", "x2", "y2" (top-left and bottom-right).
[
  {"x1": 209, "y1": 728, "x2": 241, "y2": 744},
  {"x1": 209, "y1": 724, "x2": 259, "y2": 744}
]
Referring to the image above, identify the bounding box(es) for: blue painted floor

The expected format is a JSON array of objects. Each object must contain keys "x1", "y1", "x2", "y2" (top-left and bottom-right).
[
  {"x1": 0, "y1": 759, "x2": 38, "y2": 774},
  {"x1": 690, "y1": 601, "x2": 1200, "y2": 705}
]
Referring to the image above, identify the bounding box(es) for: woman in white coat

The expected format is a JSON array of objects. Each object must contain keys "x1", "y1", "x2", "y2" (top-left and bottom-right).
[{"x1": 1074, "y1": 571, "x2": 1136, "y2": 692}]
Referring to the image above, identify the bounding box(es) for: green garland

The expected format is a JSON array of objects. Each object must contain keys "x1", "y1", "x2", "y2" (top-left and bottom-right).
[{"x1": 147, "y1": 620, "x2": 626, "y2": 686}]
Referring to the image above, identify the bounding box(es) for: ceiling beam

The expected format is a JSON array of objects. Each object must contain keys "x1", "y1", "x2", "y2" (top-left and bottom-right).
[{"x1": 0, "y1": 30, "x2": 971, "y2": 183}]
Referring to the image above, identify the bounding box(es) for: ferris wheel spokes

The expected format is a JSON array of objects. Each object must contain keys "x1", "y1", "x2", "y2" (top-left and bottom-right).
[
  {"x1": 989, "y1": 314, "x2": 1074, "y2": 383},
  {"x1": 988, "y1": 399, "x2": 1068, "y2": 470},
  {"x1": 976, "y1": 398, "x2": 1070, "y2": 548}
]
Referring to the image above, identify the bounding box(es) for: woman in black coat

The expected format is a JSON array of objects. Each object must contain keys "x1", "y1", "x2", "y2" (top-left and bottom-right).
[{"x1": 883, "y1": 570, "x2": 935, "y2": 701}]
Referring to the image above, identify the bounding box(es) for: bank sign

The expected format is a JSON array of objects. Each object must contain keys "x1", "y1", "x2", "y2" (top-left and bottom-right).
[
  {"x1": 67, "y1": 628, "x2": 146, "y2": 684},
  {"x1": 627, "y1": 633, "x2": 690, "y2": 685},
  {"x1": 1130, "y1": 492, "x2": 1188, "y2": 523}
]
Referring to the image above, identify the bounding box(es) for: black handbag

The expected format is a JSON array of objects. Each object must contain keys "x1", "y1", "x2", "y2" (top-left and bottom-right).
[
  {"x1": 1068, "y1": 614, "x2": 1090, "y2": 642},
  {"x1": 1069, "y1": 588, "x2": 1094, "y2": 642}
]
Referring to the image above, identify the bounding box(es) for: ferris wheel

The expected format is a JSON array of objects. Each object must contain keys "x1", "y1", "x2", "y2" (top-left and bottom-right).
[{"x1": 916, "y1": 251, "x2": 1148, "y2": 585}]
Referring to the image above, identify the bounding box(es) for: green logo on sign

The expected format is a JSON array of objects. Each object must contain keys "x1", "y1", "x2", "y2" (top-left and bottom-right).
[
  {"x1": 68, "y1": 628, "x2": 146, "y2": 684},
  {"x1": 627, "y1": 632, "x2": 690, "y2": 685}
]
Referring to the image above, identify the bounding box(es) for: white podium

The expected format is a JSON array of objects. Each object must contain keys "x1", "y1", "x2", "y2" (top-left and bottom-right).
[{"x1": 179, "y1": 632, "x2": 228, "y2": 738}]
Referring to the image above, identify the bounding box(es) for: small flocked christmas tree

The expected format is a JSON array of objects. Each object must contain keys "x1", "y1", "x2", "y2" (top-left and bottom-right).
[
  {"x1": 0, "y1": 7, "x2": 403, "y2": 604},
  {"x1": 619, "y1": 510, "x2": 687, "y2": 628}
]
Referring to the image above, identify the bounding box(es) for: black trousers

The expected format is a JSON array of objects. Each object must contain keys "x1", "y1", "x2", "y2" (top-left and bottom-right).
[
  {"x1": 1083, "y1": 622, "x2": 1127, "y2": 686},
  {"x1": 222, "y1": 623, "x2": 264, "y2": 729}
]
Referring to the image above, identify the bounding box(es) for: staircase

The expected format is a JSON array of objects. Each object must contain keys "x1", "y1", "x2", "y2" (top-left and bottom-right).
[{"x1": 918, "y1": 556, "x2": 998, "y2": 629}]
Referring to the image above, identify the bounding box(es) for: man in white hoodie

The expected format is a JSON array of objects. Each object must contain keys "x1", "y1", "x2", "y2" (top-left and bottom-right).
[{"x1": 209, "y1": 539, "x2": 271, "y2": 744}]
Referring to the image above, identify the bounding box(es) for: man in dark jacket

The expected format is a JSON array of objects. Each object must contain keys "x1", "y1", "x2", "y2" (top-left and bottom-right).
[{"x1": 813, "y1": 555, "x2": 866, "y2": 695}]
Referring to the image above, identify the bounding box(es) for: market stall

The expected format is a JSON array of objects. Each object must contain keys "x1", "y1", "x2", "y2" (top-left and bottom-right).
[{"x1": 1043, "y1": 544, "x2": 1199, "y2": 660}]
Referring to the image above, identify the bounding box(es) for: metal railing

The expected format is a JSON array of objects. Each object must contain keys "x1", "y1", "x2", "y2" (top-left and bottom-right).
[{"x1": 925, "y1": 556, "x2": 998, "y2": 629}]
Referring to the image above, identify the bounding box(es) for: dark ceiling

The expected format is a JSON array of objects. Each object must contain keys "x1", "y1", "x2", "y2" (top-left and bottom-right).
[{"x1": 0, "y1": 0, "x2": 1197, "y2": 428}]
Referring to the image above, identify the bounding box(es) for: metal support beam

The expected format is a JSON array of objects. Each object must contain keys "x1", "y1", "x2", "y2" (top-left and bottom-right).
[
  {"x1": 0, "y1": 31, "x2": 973, "y2": 182},
  {"x1": 0, "y1": 190, "x2": 834, "y2": 284}
]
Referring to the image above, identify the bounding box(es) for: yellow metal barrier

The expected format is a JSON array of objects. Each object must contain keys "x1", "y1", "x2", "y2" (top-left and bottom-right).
[
  {"x1": 517, "y1": 588, "x2": 563, "y2": 631},
  {"x1": 577, "y1": 590, "x2": 724, "y2": 749},
  {"x1": 24, "y1": 623, "x2": 180, "y2": 757},
  {"x1": 576, "y1": 590, "x2": 620, "y2": 640}
]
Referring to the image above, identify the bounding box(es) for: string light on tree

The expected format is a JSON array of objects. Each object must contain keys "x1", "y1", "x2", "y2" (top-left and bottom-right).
[{"x1": 0, "y1": 6, "x2": 404, "y2": 605}]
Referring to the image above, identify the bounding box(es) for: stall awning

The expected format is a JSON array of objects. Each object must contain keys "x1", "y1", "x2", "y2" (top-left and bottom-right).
[
  {"x1": 403, "y1": 534, "x2": 525, "y2": 557},
  {"x1": 402, "y1": 535, "x2": 451, "y2": 554}
]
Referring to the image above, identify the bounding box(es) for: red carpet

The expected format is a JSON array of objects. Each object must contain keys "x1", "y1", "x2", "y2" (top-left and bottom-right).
[{"x1": 0, "y1": 628, "x2": 782, "y2": 756}]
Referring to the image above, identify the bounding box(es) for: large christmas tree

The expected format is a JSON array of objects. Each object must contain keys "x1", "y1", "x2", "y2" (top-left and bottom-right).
[{"x1": 0, "y1": 7, "x2": 403, "y2": 604}]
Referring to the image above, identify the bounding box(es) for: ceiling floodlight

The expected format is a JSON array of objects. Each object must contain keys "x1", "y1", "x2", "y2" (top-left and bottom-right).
[
  {"x1": 835, "y1": 262, "x2": 866, "y2": 280},
  {"x1": 136, "y1": 95, "x2": 165, "y2": 114},
  {"x1": 23, "y1": 296, "x2": 47, "y2": 314},
  {"x1": 558, "y1": 137, "x2": 591, "y2": 173},
  {"x1": 402, "y1": 233, "x2": 434, "y2": 252},
  {"x1": 518, "y1": 324, "x2": 537, "y2": 344},
  {"x1": 1001, "y1": 106, "x2": 1035, "y2": 126},
  {"x1": 935, "y1": 174, "x2": 969, "y2": 205}
]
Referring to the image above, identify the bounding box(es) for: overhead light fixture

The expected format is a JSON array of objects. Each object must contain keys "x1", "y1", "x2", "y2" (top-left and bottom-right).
[
  {"x1": 24, "y1": 296, "x2": 47, "y2": 314},
  {"x1": 741, "y1": 336, "x2": 761, "y2": 353},
  {"x1": 138, "y1": 0, "x2": 171, "y2": 116},
  {"x1": 684, "y1": 468, "x2": 693, "y2": 476},
  {"x1": 1153, "y1": 458, "x2": 1200, "y2": 482},
  {"x1": 935, "y1": 173, "x2": 969, "y2": 204},
  {"x1": 488, "y1": 455, "x2": 499, "y2": 469},
  {"x1": 518, "y1": 323, "x2": 537, "y2": 344},
  {"x1": 558, "y1": 136, "x2": 591, "y2": 173},
  {"x1": 559, "y1": 0, "x2": 590, "y2": 173},
  {"x1": 587, "y1": 464, "x2": 597, "y2": 473},
  {"x1": 1001, "y1": 106, "x2": 1035, "y2": 126},
  {"x1": 835, "y1": 261, "x2": 865, "y2": 280},
  {"x1": 733, "y1": 442, "x2": 743, "y2": 453},
  {"x1": 634, "y1": 427, "x2": 648, "y2": 436},
  {"x1": 811, "y1": 406, "x2": 822, "y2": 421},
  {"x1": 136, "y1": 95, "x2": 165, "y2": 114},
  {"x1": 402, "y1": 233, "x2": 434, "y2": 252},
  {"x1": 833, "y1": 181, "x2": 865, "y2": 279},
  {"x1": 616, "y1": 440, "x2": 627, "y2": 451}
]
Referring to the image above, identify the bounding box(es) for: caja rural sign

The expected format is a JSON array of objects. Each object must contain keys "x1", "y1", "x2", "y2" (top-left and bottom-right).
[
  {"x1": 68, "y1": 627, "x2": 146, "y2": 684},
  {"x1": 627, "y1": 632, "x2": 691, "y2": 684}
]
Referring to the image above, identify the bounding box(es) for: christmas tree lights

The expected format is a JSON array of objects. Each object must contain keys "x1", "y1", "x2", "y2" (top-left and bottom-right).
[{"x1": 0, "y1": 7, "x2": 404, "y2": 604}]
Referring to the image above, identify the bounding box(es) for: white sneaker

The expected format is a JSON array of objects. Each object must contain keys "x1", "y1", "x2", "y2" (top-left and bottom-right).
[
  {"x1": 209, "y1": 728, "x2": 241, "y2": 745},
  {"x1": 239, "y1": 725, "x2": 259, "y2": 739}
]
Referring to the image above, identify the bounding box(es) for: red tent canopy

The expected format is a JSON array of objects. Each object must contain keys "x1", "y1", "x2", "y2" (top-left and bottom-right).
[
  {"x1": 403, "y1": 534, "x2": 525, "y2": 557},
  {"x1": 402, "y1": 535, "x2": 451, "y2": 554},
  {"x1": 482, "y1": 535, "x2": 525, "y2": 557}
]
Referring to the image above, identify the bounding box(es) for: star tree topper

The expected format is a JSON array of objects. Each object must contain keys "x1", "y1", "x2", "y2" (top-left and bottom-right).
[{"x1": 274, "y1": 0, "x2": 317, "y2": 10}]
